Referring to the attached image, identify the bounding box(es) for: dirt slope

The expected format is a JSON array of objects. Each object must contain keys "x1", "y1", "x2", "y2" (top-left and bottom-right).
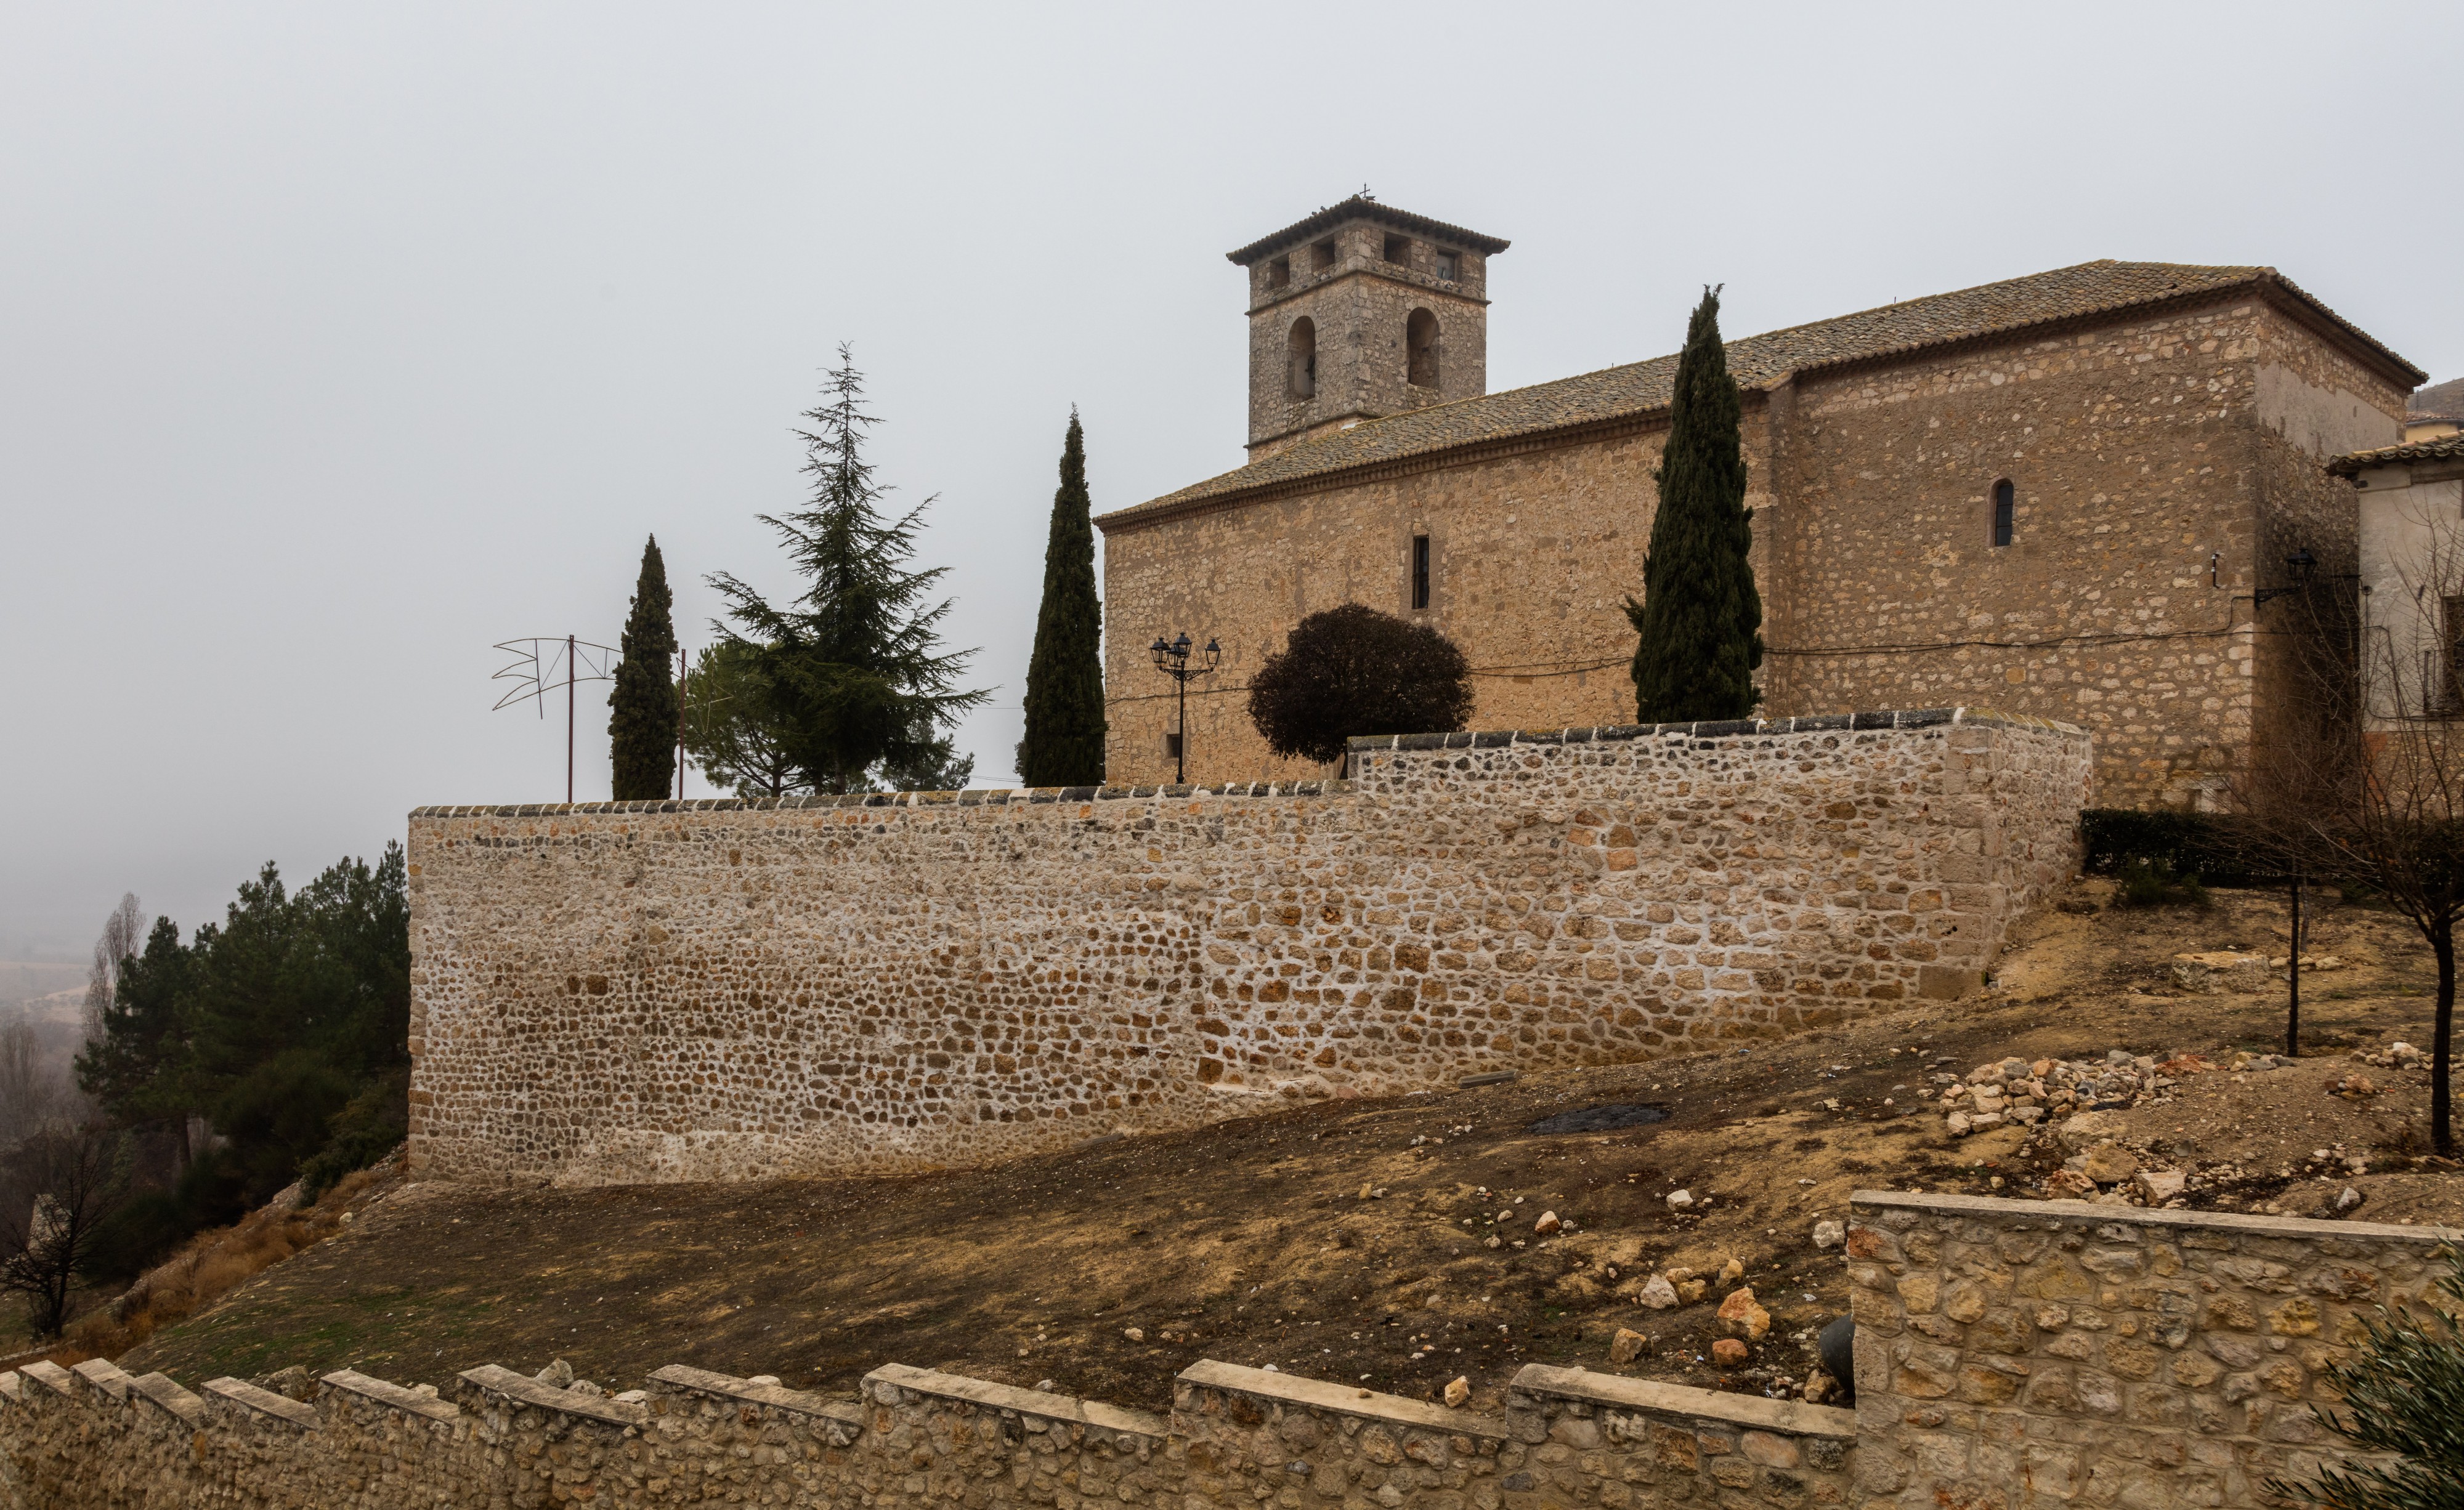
[{"x1": 124, "y1": 878, "x2": 2462, "y2": 1414}]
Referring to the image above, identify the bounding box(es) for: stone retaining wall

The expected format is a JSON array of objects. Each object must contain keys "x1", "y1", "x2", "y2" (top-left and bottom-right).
[
  {"x1": 1847, "y1": 1191, "x2": 2463, "y2": 1510},
  {"x1": 407, "y1": 710, "x2": 2091, "y2": 1185},
  {"x1": 0, "y1": 1352, "x2": 1854, "y2": 1509}
]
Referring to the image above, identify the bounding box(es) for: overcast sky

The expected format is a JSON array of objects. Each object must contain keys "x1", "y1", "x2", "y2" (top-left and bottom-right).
[{"x1": 4, "y1": 2, "x2": 2459, "y2": 958}]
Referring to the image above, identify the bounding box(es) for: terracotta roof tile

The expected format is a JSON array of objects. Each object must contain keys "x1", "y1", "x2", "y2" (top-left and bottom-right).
[
  {"x1": 1101, "y1": 260, "x2": 2413, "y2": 530},
  {"x1": 2328, "y1": 433, "x2": 2464, "y2": 476}
]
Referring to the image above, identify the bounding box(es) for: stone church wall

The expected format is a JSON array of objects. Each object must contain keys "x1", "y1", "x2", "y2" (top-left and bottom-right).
[
  {"x1": 1101, "y1": 291, "x2": 2408, "y2": 809},
  {"x1": 404, "y1": 712, "x2": 2086, "y2": 1189},
  {"x1": 1100, "y1": 408, "x2": 1778, "y2": 788},
  {"x1": 1763, "y1": 297, "x2": 2406, "y2": 809}
]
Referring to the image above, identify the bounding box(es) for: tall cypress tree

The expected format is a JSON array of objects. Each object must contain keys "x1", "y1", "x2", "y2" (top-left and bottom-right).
[
  {"x1": 609, "y1": 535, "x2": 679, "y2": 800},
  {"x1": 1016, "y1": 409, "x2": 1106, "y2": 786},
  {"x1": 1624, "y1": 286, "x2": 1763, "y2": 722},
  {"x1": 709, "y1": 345, "x2": 987, "y2": 793}
]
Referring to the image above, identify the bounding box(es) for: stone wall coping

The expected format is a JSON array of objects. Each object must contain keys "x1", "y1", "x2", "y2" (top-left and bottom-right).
[
  {"x1": 864, "y1": 1362, "x2": 1168, "y2": 1440},
  {"x1": 1852, "y1": 1189, "x2": 2464, "y2": 1243},
  {"x1": 1345, "y1": 706, "x2": 2086, "y2": 753},
  {"x1": 405, "y1": 707, "x2": 2087, "y2": 819},
  {"x1": 322, "y1": 1368, "x2": 460, "y2": 1424},
  {"x1": 456, "y1": 1363, "x2": 648, "y2": 1429},
  {"x1": 649, "y1": 1363, "x2": 863, "y2": 1427},
  {"x1": 128, "y1": 1372, "x2": 205, "y2": 1426},
  {"x1": 409, "y1": 779, "x2": 1351, "y2": 820},
  {"x1": 17, "y1": 1362, "x2": 71, "y2": 1398},
  {"x1": 0, "y1": 1371, "x2": 20, "y2": 1404},
  {"x1": 1508, "y1": 1363, "x2": 1857, "y2": 1439},
  {"x1": 69, "y1": 1358, "x2": 131, "y2": 1402},
  {"x1": 202, "y1": 1377, "x2": 320, "y2": 1429},
  {"x1": 1175, "y1": 1360, "x2": 1512, "y2": 1440}
]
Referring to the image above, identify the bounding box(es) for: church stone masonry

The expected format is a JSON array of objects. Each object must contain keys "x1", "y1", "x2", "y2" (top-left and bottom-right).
[{"x1": 1098, "y1": 197, "x2": 2427, "y2": 807}]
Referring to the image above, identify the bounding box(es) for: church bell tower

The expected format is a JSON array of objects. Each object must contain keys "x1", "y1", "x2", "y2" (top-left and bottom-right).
[{"x1": 1225, "y1": 196, "x2": 1509, "y2": 459}]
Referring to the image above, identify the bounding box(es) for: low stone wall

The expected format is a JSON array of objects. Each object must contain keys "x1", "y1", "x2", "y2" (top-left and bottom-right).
[
  {"x1": 407, "y1": 709, "x2": 2090, "y2": 1185},
  {"x1": 1847, "y1": 1191, "x2": 2464, "y2": 1510},
  {"x1": 0, "y1": 1351, "x2": 1854, "y2": 1509}
]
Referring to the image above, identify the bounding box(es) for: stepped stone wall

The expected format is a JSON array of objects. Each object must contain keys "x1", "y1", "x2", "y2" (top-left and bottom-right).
[
  {"x1": 406, "y1": 711, "x2": 2091, "y2": 1187},
  {"x1": 0, "y1": 1352, "x2": 1856, "y2": 1509},
  {"x1": 7, "y1": 1200, "x2": 2454, "y2": 1509}
]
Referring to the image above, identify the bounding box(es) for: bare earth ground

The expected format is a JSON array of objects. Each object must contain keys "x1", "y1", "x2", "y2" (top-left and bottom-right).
[{"x1": 121, "y1": 879, "x2": 2463, "y2": 1415}]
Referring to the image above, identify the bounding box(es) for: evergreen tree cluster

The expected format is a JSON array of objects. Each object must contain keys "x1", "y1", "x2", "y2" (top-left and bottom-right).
[
  {"x1": 1626, "y1": 286, "x2": 1763, "y2": 723},
  {"x1": 72, "y1": 847, "x2": 411, "y2": 1278},
  {"x1": 1017, "y1": 410, "x2": 1106, "y2": 787}
]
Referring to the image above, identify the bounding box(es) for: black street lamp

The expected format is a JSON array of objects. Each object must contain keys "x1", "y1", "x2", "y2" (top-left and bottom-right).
[
  {"x1": 2253, "y1": 549, "x2": 2321, "y2": 610},
  {"x1": 1148, "y1": 631, "x2": 1220, "y2": 784}
]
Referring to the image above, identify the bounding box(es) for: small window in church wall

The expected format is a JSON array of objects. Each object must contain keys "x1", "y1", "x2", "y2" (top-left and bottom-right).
[
  {"x1": 1266, "y1": 256, "x2": 1290, "y2": 290},
  {"x1": 1434, "y1": 249, "x2": 1459, "y2": 281},
  {"x1": 1991, "y1": 480, "x2": 2015, "y2": 547},
  {"x1": 1311, "y1": 239, "x2": 1337, "y2": 272},
  {"x1": 1288, "y1": 317, "x2": 1317, "y2": 400},
  {"x1": 1412, "y1": 535, "x2": 1431, "y2": 610},
  {"x1": 1406, "y1": 309, "x2": 1440, "y2": 389},
  {"x1": 1384, "y1": 234, "x2": 1411, "y2": 265}
]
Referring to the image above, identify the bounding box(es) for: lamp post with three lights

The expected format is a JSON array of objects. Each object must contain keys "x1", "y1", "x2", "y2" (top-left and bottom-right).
[{"x1": 1148, "y1": 631, "x2": 1220, "y2": 785}]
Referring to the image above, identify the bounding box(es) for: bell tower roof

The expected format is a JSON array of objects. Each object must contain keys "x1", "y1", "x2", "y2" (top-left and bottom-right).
[{"x1": 1226, "y1": 195, "x2": 1510, "y2": 267}]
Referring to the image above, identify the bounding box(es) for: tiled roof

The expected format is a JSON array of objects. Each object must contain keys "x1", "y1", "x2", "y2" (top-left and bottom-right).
[
  {"x1": 2328, "y1": 434, "x2": 2464, "y2": 476},
  {"x1": 2410, "y1": 376, "x2": 2464, "y2": 423},
  {"x1": 1226, "y1": 195, "x2": 1510, "y2": 267},
  {"x1": 1101, "y1": 260, "x2": 2420, "y2": 531}
]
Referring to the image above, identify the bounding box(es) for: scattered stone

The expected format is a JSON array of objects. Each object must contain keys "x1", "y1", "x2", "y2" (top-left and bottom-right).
[
  {"x1": 2330, "y1": 1073, "x2": 2380, "y2": 1100},
  {"x1": 262, "y1": 1367, "x2": 315, "y2": 1402},
  {"x1": 1122, "y1": 1327, "x2": 1145, "y2": 1342},
  {"x1": 1812, "y1": 1219, "x2": 1844, "y2": 1251},
  {"x1": 2059, "y1": 1111, "x2": 2126, "y2": 1152},
  {"x1": 1946, "y1": 1112, "x2": 1974, "y2": 1137},
  {"x1": 613, "y1": 1389, "x2": 647, "y2": 1404},
  {"x1": 1637, "y1": 1275, "x2": 1680, "y2": 1310},
  {"x1": 1716, "y1": 1258, "x2": 1743, "y2": 1286},
  {"x1": 1802, "y1": 1370, "x2": 1837, "y2": 1404},
  {"x1": 1716, "y1": 1286, "x2": 1772, "y2": 1340},
  {"x1": 2132, "y1": 1169, "x2": 2186, "y2": 1205},
  {"x1": 1666, "y1": 1189, "x2": 1693, "y2": 1211},
  {"x1": 2083, "y1": 1143, "x2": 2139, "y2": 1185},
  {"x1": 534, "y1": 1360, "x2": 575, "y2": 1389},
  {"x1": 1711, "y1": 1339, "x2": 1749, "y2": 1365},
  {"x1": 1444, "y1": 1377, "x2": 1470, "y2": 1408},
  {"x1": 1609, "y1": 1328, "x2": 1648, "y2": 1364},
  {"x1": 568, "y1": 1380, "x2": 606, "y2": 1398},
  {"x1": 1533, "y1": 1210, "x2": 1561, "y2": 1235},
  {"x1": 1035, "y1": 1379, "x2": 1058, "y2": 1392},
  {"x1": 2170, "y1": 952, "x2": 2269, "y2": 993},
  {"x1": 2336, "y1": 1187, "x2": 2365, "y2": 1214}
]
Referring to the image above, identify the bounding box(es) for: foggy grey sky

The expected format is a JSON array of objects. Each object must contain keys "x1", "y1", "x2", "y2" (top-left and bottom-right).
[{"x1": 5, "y1": 2, "x2": 2459, "y2": 957}]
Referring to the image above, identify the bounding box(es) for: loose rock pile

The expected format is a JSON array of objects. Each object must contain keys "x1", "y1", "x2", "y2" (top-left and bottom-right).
[{"x1": 1924, "y1": 1047, "x2": 2277, "y2": 1137}]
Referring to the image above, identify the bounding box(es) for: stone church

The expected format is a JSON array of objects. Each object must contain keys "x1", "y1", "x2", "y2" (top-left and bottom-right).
[{"x1": 1093, "y1": 196, "x2": 2425, "y2": 806}]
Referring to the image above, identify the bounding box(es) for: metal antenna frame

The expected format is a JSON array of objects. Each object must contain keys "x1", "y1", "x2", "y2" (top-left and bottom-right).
[{"x1": 492, "y1": 636, "x2": 621, "y2": 804}]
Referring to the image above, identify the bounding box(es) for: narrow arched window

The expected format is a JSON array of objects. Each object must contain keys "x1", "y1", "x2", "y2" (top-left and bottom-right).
[
  {"x1": 1288, "y1": 318, "x2": 1316, "y2": 400},
  {"x1": 1991, "y1": 479, "x2": 2015, "y2": 547},
  {"x1": 1406, "y1": 309, "x2": 1440, "y2": 389}
]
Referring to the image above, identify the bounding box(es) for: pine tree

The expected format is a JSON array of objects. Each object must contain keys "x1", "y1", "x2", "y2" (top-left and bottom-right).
[
  {"x1": 1016, "y1": 409, "x2": 1107, "y2": 786},
  {"x1": 608, "y1": 535, "x2": 679, "y2": 801},
  {"x1": 709, "y1": 345, "x2": 987, "y2": 793},
  {"x1": 1624, "y1": 286, "x2": 1763, "y2": 723}
]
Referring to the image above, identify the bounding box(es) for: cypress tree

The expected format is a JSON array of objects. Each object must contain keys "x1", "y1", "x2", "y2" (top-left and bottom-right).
[
  {"x1": 1624, "y1": 286, "x2": 1763, "y2": 722},
  {"x1": 608, "y1": 535, "x2": 679, "y2": 800},
  {"x1": 1016, "y1": 409, "x2": 1106, "y2": 787}
]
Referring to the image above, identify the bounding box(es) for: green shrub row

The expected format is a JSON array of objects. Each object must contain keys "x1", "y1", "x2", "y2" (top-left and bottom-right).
[{"x1": 2078, "y1": 808, "x2": 2276, "y2": 884}]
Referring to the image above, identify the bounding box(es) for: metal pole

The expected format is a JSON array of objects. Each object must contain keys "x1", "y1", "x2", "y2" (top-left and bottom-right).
[
  {"x1": 567, "y1": 632, "x2": 576, "y2": 805},
  {"x1": 676, "y1": 645, "x2": 686, "y2": 800},
  {"x1": 2287, "y1": 872, "x2": 2303, "y2": 1058},
  {"x1": 1176, "y1": 664, "x2": 1187, "y2": 785}
]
